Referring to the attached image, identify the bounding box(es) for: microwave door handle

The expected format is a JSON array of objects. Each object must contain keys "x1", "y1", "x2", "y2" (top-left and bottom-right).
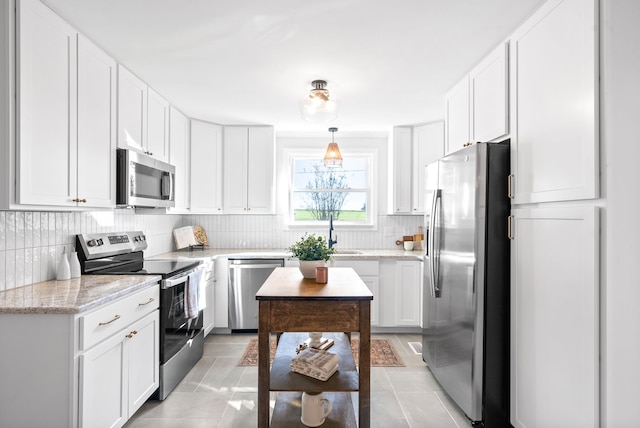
[{"x1": 161, "y1": 172, "x2": 172, "y2": 200}]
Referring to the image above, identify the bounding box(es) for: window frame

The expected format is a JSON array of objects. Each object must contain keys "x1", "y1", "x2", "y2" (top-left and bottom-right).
[{"x1": 285, "y1": 148, "x2": 377, "y2": 229}]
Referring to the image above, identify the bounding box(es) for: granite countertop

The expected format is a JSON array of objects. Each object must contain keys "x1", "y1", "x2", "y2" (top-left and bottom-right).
[
  {"x1": 0, "y1": 275, "x2": 161, "y2": 315},
  {"x1": 150, "y1": 248, "x2": 424, "y2": 262}
]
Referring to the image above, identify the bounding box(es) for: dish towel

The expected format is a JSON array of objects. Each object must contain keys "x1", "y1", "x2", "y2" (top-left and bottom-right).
[{"x1": 184, "y1": 268, "x2": 204, "y2": 319}]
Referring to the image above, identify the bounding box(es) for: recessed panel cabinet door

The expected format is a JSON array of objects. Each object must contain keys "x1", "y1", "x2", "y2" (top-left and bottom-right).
[
  {"x1": 190, "y1": 119, "x2": 223, "y2": 213},
  {"x1": 246, "y1": 126, "x2": 274, "y2": 213},
  {"x1": 77, "y1": 35, "x2": 116, "y2": 208},
  {"x1": 510, "y1": 206, "x2": 598, "y2": 428},
  {"x1": 168, "y1": 107, "x2": 190, "y2": 212},
  {"x1": 146, "y1": 88, "x2": 169, "y2": 162},
  {"x1": 117, "y1": 65, "x2": 147, "y2": 153},
  {"x1": 17, "y1": 0, "x2": 77, "y2": 206},
  {"x1": 510, "y1": 0, "x2": 598, "y2": 203}
]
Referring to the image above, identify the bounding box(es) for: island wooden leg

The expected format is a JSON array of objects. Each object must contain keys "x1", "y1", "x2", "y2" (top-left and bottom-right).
[
  {"x1": 359, "y1": 300, "x2": 371, "y2": 428},
  {"x1": 258, "y1": 301, "x2": 270, "y2": 428}
]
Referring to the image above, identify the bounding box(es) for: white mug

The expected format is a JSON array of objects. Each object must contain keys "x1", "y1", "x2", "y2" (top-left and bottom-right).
[
  {"x1": 301, "y1": 391, "x2": 332, "y2": 427},
  {"x1": 403, "y1": 240, "x2": 414, "y2": 251}
]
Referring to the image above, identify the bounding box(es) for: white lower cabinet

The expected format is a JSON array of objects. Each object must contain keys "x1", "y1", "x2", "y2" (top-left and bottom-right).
[
  {"x1": 81, "y1": 310, "x2": 159, "y2": 428},
  {"x1": 213, "y1": 257, "x2": 229, "y2": 329},
  {"x1": 201, "y1": 259, "x2": 216, "y2": 335},
  {"x1": 331, "y1": 260, "x2": 379, "y2": 326},
  {"x1": 393, "y1": 261, "x2": 422, "y2": 326},
  {"x1": 510, "y1": 206, "x2": 598, "y2": 428},
  {"x1": 0, "y1": 283, "x2": 159, "y2": 428}
]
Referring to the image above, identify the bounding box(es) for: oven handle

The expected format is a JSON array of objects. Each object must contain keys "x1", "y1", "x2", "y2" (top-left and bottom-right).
[{"x1": 162, "y1": 267, "x2": 203, "y2": 289}]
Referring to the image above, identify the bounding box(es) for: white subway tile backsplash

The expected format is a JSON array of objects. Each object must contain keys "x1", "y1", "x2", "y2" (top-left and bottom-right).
[
  {"x1": 5, "y1": 212, "x2": 15, "y2": 250},
  {"x1": 0, "y1": 209, "x2": 421, "y2": 290}
]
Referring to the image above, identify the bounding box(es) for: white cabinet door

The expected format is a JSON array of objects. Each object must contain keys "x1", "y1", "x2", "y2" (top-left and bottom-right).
[
  {"x1": 190, "y1": 119, "x2": 223, "y2": 213},
  {"x1": 77, "y1": 35, "x2": 116, "y2": 208},
  {"x1": 247, "y1": 126, "x2": 275, "y2": 213},
  {"x1": 80, "y1": 327, "x2": 127, "y2": 428},
  {"x1": 223, "y1": 126, "x2": 275, "y2": 214},
  {"x1": 331, "y1": 260, "x2": 379, "y2": 326},
  {"x1": 214, "y1": 257, "x2": 229, "y2": 328},
  {"x1": 510, "y1": 206, "x2": 598, "y2": 428},
  {"x1": 470, "y1": 41, "x2": 509, "y2": 143},
  {"x1": 394, "y1": 261, "x2": 422, "y2": 326},
  {"x1": 390, "y1": 127, "x2": 412, "y2": 214},
  {"x1": 117, "y1": 65, "x2": 147, "y2": 153},
  {"x1": 17, "y1": 0, "x2": 77, "y2": 206},
  {"x1": 510, "y1": 0, "x2": 598, "y2": 204},
  {"x1": 223, "y1": 126, "x2": 248, "y2": 213},
  {"x1": 444, "y1": 76, "x2": 470, "y2": 155},
  {"x1": 127, "y1": 311, "x2": 159, "y2": 416},
  {"x1": 81, "y1": 311, "x2": 159, "y2": 428},
  {"x1": 146, "y1": 88, "x2": 169, "y2": 162},
  {"x1": 168, "y1": 107, "x2": 190, "y2": 212},
  {"x1": 412, "y1": 122, "x2": 444, "y2": 213}
]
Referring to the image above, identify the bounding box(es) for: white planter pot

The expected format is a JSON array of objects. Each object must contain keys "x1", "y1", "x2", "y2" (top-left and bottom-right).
[{"x1": 298, "y1": 260, "x2": 326, "y2": 279}]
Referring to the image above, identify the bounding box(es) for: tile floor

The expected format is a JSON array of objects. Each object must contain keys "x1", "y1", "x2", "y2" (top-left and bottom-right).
[{"x1": 124, "y1": 333, "x2": 471, "y2": 428}]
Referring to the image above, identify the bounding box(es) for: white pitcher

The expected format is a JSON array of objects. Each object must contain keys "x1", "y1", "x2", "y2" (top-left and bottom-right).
[{"x1": 301, "y1": 391, "x2": 332, "y2": 427}]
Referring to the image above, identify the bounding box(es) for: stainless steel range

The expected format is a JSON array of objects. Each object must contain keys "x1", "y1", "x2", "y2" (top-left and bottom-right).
[{"x1": 76, "y1": 231, "x2": 204, "y2": 400}]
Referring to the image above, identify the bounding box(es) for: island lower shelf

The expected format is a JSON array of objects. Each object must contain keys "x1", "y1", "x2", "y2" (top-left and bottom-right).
[
  {"x1": 270, "y1": 332, "x2": 358, "y2": 392},
  {"x1": 271, "y1": 391, "x2": 357, "y2": 428}
]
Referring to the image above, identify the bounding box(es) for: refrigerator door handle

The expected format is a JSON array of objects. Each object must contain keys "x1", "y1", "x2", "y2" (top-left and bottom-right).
[{"x1": 429, "y1": 189, "x2": 442, "y2": 298}]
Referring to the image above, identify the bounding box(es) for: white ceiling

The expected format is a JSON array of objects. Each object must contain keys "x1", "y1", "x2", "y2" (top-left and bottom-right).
[{"x1": 42, "y1": 0, "x2": 546, "y2": 134}]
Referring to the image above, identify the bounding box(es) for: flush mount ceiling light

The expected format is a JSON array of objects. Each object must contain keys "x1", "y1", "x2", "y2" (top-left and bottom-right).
[
  {"x1": 324, "y1": 127, "x2": 343, "y2": 168},
  {"x1": 301, "y1": 79, "x2": 338, "y2": 122}
]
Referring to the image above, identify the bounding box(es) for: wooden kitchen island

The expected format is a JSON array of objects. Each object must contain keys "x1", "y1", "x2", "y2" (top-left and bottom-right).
[{"x1": 256, "y1": 267, "x2": 373, "y2": 428}]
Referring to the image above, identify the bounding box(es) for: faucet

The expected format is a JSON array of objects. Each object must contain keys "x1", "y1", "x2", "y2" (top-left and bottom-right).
[{"x1": 328, "y1": 212, "x2": 337, "y2": 249}]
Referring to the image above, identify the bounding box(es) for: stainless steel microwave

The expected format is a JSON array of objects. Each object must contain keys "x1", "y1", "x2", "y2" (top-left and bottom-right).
[{"x1": 116, "y1": 149, "x2": 175, "y2": 208}]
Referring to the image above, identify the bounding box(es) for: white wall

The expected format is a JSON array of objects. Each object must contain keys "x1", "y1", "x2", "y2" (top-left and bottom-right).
[{"x1": 601, "y1": 0, "x2": 640, "y2": 426}]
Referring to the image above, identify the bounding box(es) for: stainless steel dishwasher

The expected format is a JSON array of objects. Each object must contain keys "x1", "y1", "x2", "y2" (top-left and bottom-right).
[{"x1": 228, "y1": 258, "x2": 284, "y2": 330}]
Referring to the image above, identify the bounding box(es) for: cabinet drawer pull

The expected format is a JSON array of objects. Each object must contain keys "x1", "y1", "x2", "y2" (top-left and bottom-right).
[
  {"x1": 72, "y1": 198, "x2": 87, "y2": 203},
  {"x1": 507, "y1": 215, "x2": 515, "y2": 240},
  {"x1": 138, "y1": 297, "x2": 155, "y2": 306},
  {"x1": 126, "y1": 332, "x2": 133, "y2": 339},
  {"x1": 507, "y1": 174, "x2": 515, "y2": 199},
  {"x1": 98, "y1": 314, "x2": 121, "y2": 326}
]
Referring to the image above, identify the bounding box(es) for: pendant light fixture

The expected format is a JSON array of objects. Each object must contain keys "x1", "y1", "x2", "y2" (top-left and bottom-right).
[
  {"x1": 324, "y1": 127, "x2": 343, "y2": 168},
  {"x1": 301, "y1": 80, "x2": 338, "y2": 122}
]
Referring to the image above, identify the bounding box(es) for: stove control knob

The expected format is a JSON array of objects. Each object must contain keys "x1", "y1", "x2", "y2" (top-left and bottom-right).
[
  {"x1": 97, "y1": 239, "x2": 104, "y2": 246},
  {"x1": 140, "y1": 235, "x2": 146, "y2": 242},
  {"x1": 133, "y1": 236, "x2": 139, "y2": 242},
  {"x1": 87, "y1": 239, "x2": 97, "y2": 247}
]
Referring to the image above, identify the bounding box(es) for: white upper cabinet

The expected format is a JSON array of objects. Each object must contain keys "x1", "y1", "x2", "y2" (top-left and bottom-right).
[
  {"x1": 223, "y1": 126, "x2": 275, "y2": 214},
  {"x1": 117, "y1": 65, "x2": 147, "y2": 153},
  {"x1": 412, "y1": 122, "x2": 444, "y2": 213},
  {"x1": 168, "y1": 107, "x2": 190, "y2": 213},
  {"x1": 77, "y1": 35, "x2": 117, "y2": 208},
  {"x1": 444, "y1": 76, "x2": 470, "y2": 155},
  {"x1": 470, "y1": 42, "x2": 509, "y2": 143},
  {"x1": 117, "y1": 65, "x2": 170, "y2": 162},
  {"x1": 16, "y1": 0, "x2": 78, "y2": 206},
  {"x1": 509, "y1": 0, "x2": 598, "y2": 204},
  {"x1": 146, "y1": 87, "x2": 169, "y2": 162},
  {"x1": 390, "y1": 123, "x2": 443, "y2": 215},
  {"x1": 390, "y1": 127, "x2": 412, "y2": 214},
  {"x1": 190, "y1": 119, "x2": 223, "y2": 213}
]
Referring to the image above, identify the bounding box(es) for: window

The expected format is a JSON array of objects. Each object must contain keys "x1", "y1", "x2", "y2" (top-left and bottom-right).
[{"x1": 289, "y1": 153, "x2": 374, "y2": 227}]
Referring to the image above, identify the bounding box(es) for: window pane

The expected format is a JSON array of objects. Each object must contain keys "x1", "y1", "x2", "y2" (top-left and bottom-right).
[
  {"x1": 292, "y1": 191, "x2": 367, "y2": 221},
  {"x1": 293, "y1": 158, "x2": 368, "y2": 190}
]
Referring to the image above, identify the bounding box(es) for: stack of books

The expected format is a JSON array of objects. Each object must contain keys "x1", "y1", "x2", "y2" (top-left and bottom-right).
[{"x1": 290, "y1": 348, "x2": 339, "y2": 381}]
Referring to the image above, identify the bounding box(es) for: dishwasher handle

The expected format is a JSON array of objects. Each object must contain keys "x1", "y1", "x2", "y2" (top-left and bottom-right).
[{"x1": 229, "y1": 263, "x2": 283, "y2": 270}]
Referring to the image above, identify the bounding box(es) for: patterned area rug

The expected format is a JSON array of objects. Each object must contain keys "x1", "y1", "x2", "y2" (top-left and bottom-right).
[{"x1": 238, "y1": 337, "x2": 404, "y2": 367}]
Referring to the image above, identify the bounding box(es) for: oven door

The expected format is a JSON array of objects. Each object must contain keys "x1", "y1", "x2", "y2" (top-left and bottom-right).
[{"x1": 160, "y1": 272, "x2": 204, "y2": 364}]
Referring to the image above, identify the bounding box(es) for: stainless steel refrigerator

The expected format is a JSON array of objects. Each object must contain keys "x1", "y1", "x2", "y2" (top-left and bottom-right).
[{"x1": 422, "y1": 140, "x2": 510, "y2": 427}]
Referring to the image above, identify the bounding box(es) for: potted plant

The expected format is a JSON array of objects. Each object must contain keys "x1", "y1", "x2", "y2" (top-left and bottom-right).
[{"x1": 287, "y1": 233, "x2": 335, "y2": 279}]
